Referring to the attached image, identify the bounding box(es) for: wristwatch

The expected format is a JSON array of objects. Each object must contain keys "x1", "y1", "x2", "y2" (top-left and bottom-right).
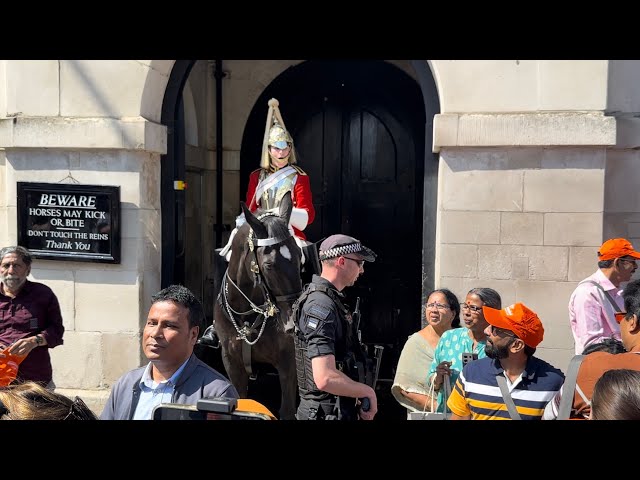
[{"x1": 35, "y1": 334, "x2": 44, "y2": 346}]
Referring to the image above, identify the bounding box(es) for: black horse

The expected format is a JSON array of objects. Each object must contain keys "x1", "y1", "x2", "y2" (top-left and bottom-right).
[{"x1": 214, "y1": 192, "x2": 302, "y2": 420}]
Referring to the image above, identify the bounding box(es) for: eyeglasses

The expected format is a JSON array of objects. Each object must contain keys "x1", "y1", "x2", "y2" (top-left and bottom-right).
[
  {"x1": 426, "y1": 302, "x2": 450, "y2": 310},
  {"x1": 0, "y1": 393, "x2": 97, "y2": 420},
  {"x1": 489, "y1": 325, "x2": 517, "y2": 338},
  {"x1": 460, "y1": 303, "x2": 483, "y2": 313},
  {"x1": 615, "y1": 312, "x2": 627, "y2": 324},
  {"x1": 343, "y1": 257, "x2": 364, "y2": 268},
  {"x1": 64, "y1": 396, "x2": 98, "y2": 420}
]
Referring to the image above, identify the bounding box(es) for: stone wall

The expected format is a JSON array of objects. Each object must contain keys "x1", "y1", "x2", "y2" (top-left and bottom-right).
[{"x1": 2, "y1": 60, "x2": 640, "y2": 416}]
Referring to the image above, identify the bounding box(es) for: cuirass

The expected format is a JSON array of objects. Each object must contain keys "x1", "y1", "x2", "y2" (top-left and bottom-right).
[{"x1": 258, "y1": 169, "x2": 297, "y2": 209}]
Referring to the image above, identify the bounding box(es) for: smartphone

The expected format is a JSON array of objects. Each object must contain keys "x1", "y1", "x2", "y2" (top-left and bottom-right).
[{"x1": 461, "y1": 352, "x2": 478, "y2": 366}]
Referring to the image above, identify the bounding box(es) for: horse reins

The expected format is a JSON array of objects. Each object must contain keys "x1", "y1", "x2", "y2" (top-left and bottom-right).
[{"x1": 220, "y1": 211, "x2": 302, "y2": 345}]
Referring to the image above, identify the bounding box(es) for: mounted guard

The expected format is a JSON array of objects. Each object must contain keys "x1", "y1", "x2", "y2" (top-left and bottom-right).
[{"x1": 201, "y1": 98, "x2": 319, "y2": 350}]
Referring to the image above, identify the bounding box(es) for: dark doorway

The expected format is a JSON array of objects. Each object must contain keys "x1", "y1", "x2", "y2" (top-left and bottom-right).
[
  {"x1": 162, "y1": 60, "x2": 435, "y2": 420},
  {"x1": 241, "y1": 60, "x2": 426, "y2": 419},
  {"x1": 161, "y1": 60, "x2": 195, "y2": 289}
]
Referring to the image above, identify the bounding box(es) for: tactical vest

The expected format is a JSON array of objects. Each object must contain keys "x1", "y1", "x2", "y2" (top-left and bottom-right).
[{"x1": 292, "y1": 280, "x2": 368, "y2": 403}]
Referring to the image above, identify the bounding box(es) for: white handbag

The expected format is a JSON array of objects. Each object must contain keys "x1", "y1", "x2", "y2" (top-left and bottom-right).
[{"x1": 408, "y1": 373, "x2": 451, "y2": 420}]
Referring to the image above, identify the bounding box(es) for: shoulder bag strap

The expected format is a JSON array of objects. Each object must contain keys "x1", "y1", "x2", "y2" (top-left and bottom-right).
[
  {"x1": 442, "y1": 373, "x2": 451, "y2": 404},
  {"x1": 440, "y1": 373, "x2": 452, "y2": 418},
  {"x1": 575, "y1": 384, "x2": 590, "y2": 407},
  {"x1": 496, "y1": 374, "x2": 522, "y2": 420},
  {"x1": 579, "y1": 280, "x2": 622, "y2": 313},
  {"x1": 557, "y1": 354, "x2": 585, "y2": 420}
]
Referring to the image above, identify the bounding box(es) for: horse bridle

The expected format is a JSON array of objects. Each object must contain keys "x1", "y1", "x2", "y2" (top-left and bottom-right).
[{"x1": 221, "y1": 211, "x2": 302, "y2": 345}]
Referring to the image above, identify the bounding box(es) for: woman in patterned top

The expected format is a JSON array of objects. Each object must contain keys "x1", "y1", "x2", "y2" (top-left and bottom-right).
[{"x1": 426, "y1": 287, "x2": 502, "y2": 412}]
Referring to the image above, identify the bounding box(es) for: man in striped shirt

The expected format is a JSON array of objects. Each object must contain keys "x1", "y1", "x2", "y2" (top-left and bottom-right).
[{"x1": 447, "y1": 303, "x2": 564, "y2": 420}]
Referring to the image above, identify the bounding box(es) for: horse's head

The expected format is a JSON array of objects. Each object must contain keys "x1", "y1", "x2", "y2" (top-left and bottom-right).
[{"x1": 234, "y1": 192, "x2": 302, "y2": 335}]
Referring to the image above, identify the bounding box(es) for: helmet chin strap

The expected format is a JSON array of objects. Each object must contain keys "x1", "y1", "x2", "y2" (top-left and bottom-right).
[{"x1": 269, "y1": 153, "x2": 290, "y2": 166}]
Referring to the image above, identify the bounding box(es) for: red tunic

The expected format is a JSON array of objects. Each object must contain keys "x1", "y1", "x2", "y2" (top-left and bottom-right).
[{"x1": 245, "y1": 167, "x2": 315, "y2": 240}]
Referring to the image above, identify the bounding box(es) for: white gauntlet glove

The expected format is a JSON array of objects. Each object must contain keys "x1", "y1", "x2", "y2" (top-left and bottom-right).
[{"x1": 289, "y1": 207, "x2": 309, "y2": 231}]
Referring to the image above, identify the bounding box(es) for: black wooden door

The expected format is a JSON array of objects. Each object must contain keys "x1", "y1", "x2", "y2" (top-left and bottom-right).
[
  {"x1": 241, "y1": 61, "x2": 425, "y2": 400},
  {"x1": 294, "y1": 96, "x2": 420, "y2": 347}
]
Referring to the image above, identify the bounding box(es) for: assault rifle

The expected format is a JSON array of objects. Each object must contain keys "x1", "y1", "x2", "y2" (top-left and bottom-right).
[
  {"x1": 359, "y1": 346, "x2": 384, "y2": 413},
  {"x1": 351, "y1": 297, "x2": 384, "y2": 413}
]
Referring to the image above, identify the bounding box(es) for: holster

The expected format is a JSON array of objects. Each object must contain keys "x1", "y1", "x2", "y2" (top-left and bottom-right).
[{"x1": 299, "y1": 399, "x2": 340, "y2": 420}]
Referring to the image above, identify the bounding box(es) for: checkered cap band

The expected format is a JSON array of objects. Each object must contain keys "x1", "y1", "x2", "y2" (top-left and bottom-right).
[{"x1": 319, "y1": 242, "x2": 363, "y2": 261}]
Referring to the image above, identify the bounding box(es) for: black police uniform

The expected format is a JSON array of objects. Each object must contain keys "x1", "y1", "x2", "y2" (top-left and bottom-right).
[{"x1": 293, "y1": 274, "x2": 365, "y2": 420}]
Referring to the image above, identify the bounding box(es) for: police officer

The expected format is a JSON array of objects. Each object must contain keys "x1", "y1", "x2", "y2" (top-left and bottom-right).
[{"x1": 292, "y1": 234, "x2": 378, "y2": 420}]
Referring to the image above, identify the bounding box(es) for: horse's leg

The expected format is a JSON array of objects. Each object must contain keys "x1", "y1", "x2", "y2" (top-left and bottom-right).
[
  {"x1": 275, "y1": 337, "x2": 298, "y2": 420},
  {"x1": 214, "y1": 301, "x2": 250, "y2": 398},
  {"x1": 220, "y1": 340, "x2": 249, "y2": 398}
]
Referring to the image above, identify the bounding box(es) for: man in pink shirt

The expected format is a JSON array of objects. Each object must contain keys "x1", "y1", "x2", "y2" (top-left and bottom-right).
[{"x1": 569, "y1": 238, "x2": 640, "y2": 354}]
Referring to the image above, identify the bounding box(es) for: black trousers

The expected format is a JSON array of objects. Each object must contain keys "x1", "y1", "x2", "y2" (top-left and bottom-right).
[{"x1": 296, "y1": 398, "x2": 357, "y2": 421}]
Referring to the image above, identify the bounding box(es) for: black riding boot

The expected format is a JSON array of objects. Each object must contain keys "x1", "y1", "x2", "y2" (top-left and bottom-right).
[
  {"x1": 198, "y1": 324, "x2": 220, "y2": 349},
  {"x1": 199, "y1": 247, "x2": 228, "y2": 350}
]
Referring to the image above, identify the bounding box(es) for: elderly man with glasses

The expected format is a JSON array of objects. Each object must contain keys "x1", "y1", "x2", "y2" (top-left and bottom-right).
[
  {"x1": 447, "y1": 303, "x2": 565, "y2": 420},
  {"x1": 569, "y1": 238, "x2": 640, "y2": 355}
]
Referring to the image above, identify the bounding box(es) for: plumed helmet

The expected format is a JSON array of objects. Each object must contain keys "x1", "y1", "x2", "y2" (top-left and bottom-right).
[
  {"x1": 261, "y1": 98, "x2": 297, "y2": 169},
  {"x1": 268, "y1": 120, "x2": 292, "y2": 149}
]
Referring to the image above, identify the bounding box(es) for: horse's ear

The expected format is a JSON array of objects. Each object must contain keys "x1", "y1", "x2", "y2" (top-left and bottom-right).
[
  {"x1": 241, "y1": 201, "x2": 268, "y2": 238},
  {"x1": 279, "y1": 191, "x2": 293, "y2": 224},
  {"x1": 240, "y1": 201, "x2": 252, "y2": 220}
]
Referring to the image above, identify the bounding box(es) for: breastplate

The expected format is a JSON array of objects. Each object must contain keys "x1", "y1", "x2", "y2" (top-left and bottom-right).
[{"x1": 259, "y1": 169, "x2": 297, "y2": 210}]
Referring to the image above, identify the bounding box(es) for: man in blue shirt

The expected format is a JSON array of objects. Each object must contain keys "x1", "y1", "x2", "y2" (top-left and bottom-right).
[{"x1": 101, "y1": 284, "x2": 238, "y2": 420}]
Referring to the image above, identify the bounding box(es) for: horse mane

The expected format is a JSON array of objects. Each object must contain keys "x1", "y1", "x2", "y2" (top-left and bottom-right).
[{"x1": 254, "y1": 208, "x2": 290, "y2": 240}]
